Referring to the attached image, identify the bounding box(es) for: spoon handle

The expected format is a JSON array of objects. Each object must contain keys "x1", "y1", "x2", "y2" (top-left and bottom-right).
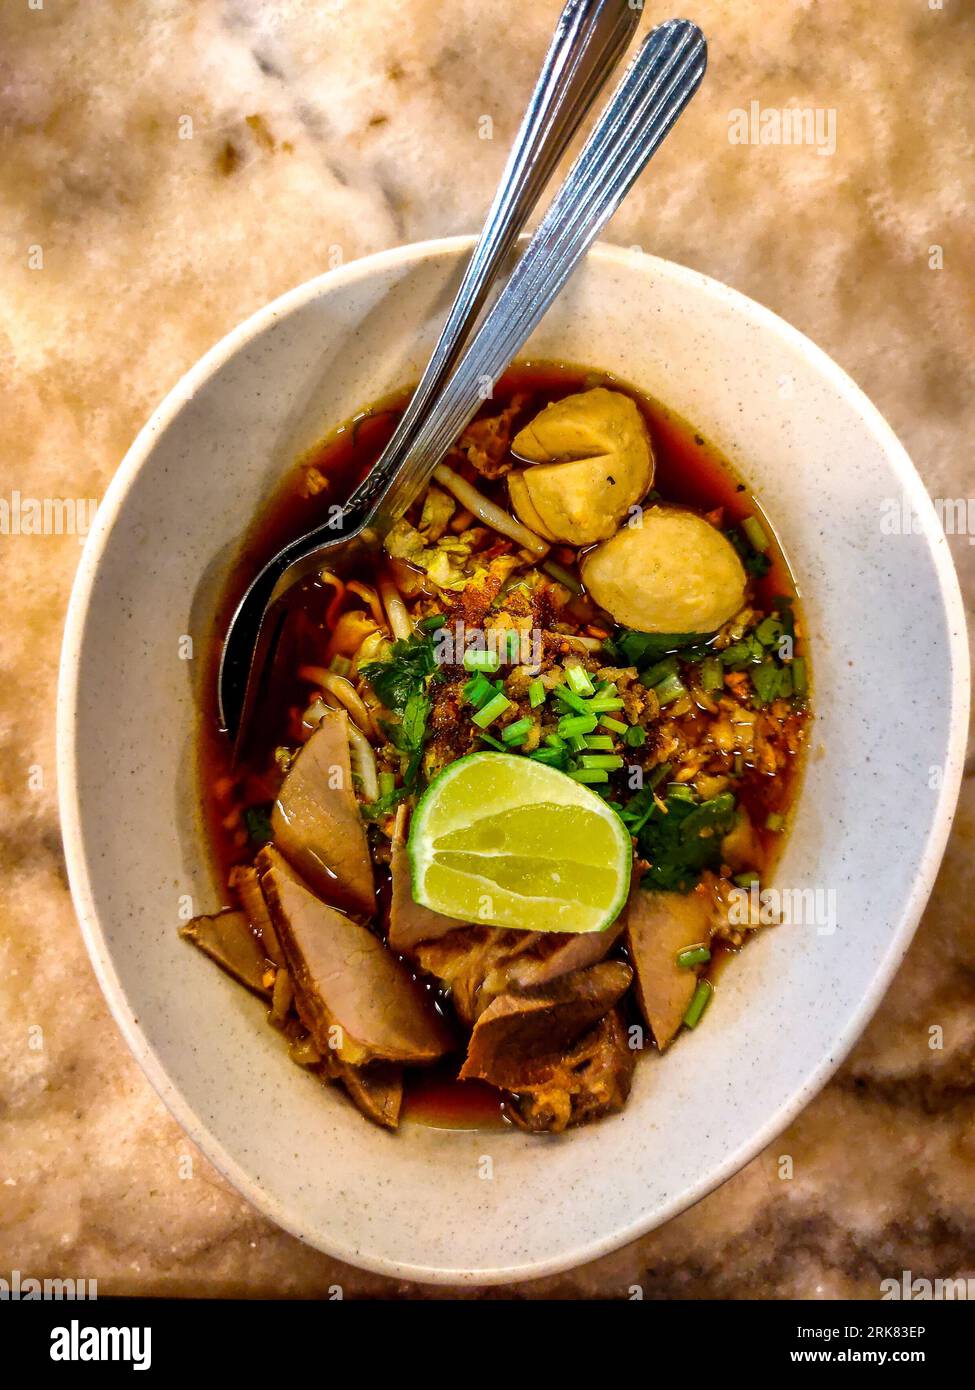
[
  {"x1": 345, "y1": 0, "x2": 639, "y2": 522},
  {"x1": 370, "y1": 19, "x2": 707, "y2": 533}
]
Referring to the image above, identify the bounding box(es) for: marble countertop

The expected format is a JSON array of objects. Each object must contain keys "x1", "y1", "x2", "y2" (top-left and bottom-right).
[{"x1": 2, "y1": 0, "x2": 972, "y2": 1298}]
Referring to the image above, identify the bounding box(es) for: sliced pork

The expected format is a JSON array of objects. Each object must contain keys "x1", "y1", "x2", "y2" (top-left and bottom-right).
[
  {"x1": 329, "y1": 1057, "x2": 404, "y2": 1130},
  {"x1": 459, "y1": 960, "x2": 632, "y2": 1090},
  {"x1": 271, "y1": 709, "x2": 374, "y2": 917},
  {"x1": 511, "y1": 1008, "x2": 636, "y2": 1133},
  {"x1": 625, "y1": 887, "x2": 713, "y2": 1050},
  {"x1": 258, "y1": 845, "x2": 452, "y2": 1066},
  {"x1": 387, "y1": 804, "x2": 466, "y2": 954},
  {"x1": 180, "y1": 910, "x2": 272, "y2": 997}
]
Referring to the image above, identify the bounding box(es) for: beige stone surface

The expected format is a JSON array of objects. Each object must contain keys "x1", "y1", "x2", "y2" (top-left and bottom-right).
[{"x1": 0, "y1": 0, "x2": 972, "y2": 1298}]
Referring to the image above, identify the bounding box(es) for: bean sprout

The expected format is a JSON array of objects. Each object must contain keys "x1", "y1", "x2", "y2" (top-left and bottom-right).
[
  {"x1": 345, "y1": 719, "x2": 379, "y2": 802},
  {"x1": 298, "y1": 666, "x2": 377, "y2": 738},
  {"x1": 379, "y1": 575, "x2": 411, "y2": 642},
  {"x1": 319, "y1": 570, "x2": 346, "y2": 627},
  {"x1": 433, "y1": 464, "x2": 548, "y2": 557},
  {"x1": 346, "y1": 580, "x2": 386, "y2": 628}
]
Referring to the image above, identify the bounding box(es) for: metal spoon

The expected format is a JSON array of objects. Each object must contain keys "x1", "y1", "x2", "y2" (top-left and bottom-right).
[
  {"x1": 221, "y1": 18, "x2": 707, "y2": 750},
  {"x1": 218, "y1": 0, "x2": 639, "y2": 745}
]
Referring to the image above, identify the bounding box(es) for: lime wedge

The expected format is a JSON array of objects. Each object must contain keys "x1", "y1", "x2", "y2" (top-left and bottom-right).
[{"x1": 408, "y1": 752, "x2": 632, "y2": 934}]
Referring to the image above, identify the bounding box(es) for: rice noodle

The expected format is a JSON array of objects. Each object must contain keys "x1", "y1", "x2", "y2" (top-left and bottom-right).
[
  {"x1": 345, "y1": 719, "x2": 379, "y2": 802},
  {"x1": 318, "y1": 570, "x2": 346, "y2": 627},
  {"x1": 433, "y1": 464, "x2": 548, "y2": 558},
  {"x1": 297, "y1": 666, "x2": 377, "y2": 738},
  {"x1": 346, "y1": 580, "x2": 386, "y2": 628},
  {"x1": 379, "y1": 575, "x2": 411, "y2": 642}
]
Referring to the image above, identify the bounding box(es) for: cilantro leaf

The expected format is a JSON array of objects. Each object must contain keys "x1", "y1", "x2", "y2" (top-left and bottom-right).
[
  {"x1": 726, "y1": 525, "x2": 772, "y2": 578},
  {"x1": 608, "y1": 628, "x2": 716, "y2": 672},
  {"x1": 362, "y1": 633, "x2": 441, "y2": 793},
  {"x1": 361, "y1": 633, "x2": 439, "y2": 715},
  {"x1": 243, "y1": 803, "x2": 273, "y2": 846},
  {"x1": 637, "y1": 791, "x2": 737, "y2": 893}
]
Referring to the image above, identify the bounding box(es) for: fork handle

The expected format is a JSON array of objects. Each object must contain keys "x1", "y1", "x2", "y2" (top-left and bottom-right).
[
  {"x1": 368, "y1": 19, "x2": 708, "y2": 535},
  {"x1": 343, "y1": 0, "x2": 639, "y2": 523}
]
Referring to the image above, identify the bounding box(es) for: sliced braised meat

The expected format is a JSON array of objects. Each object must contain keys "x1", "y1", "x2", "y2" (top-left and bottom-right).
[
  {"x1": 180, "y1": 910, "x2": 273, "y2": 997},
  {"x1": 625, "y1": 887, "x2": 713, "y2": 1050},
  {"x1": 473, "y1": 866, "x2": 643, "y2": 999},
  {"x1": 414, "y1": 925, "x2": 539, "y2": 1026},
  {"x1": 231, "y1": 864, "x2": 285, "y2": 965},
  {"x1": 258, "y1": 845, "x2": 452, "y2": 1066},
  {"x1": 510, "y1": 1008, "x2": 636, "y2": 1134},
  {"x1": 387, "y1": 804, "x2": 465, "y2": 953},
  {"x1": 492, "y1": 922, "x2": 625, "y2": 994},
  {"x1": 459, "y1": 960, "x2": 632, "y2": 1091},
  {"x1": 271, "y1": 709, "x2": 374, "y2": 917},
  {"x1": 331, "y1": 1059, "x2": 404, "y2": 1130}
]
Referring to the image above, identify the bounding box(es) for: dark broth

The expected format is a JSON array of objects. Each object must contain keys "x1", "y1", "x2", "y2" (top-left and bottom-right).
[{"x1": 199, "y1": 361, "x2": 808, "y2": 1129}]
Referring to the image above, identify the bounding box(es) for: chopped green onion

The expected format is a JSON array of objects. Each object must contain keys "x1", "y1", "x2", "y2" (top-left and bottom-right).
[
  {"x1": 378, "y1": 771, "x2": 396, "y2": 798},
  {"x1": 624, "y1": 725, "x2": 647, "y2": 748},
  {"x1": 558, "y1": 713, "x2": 598, "y2": 738},
  {"x1": 755, "y1": 616, "x2": 784, "y2": 647},
  {"x1": 765, "y1": 811, "x2": 785, "y2": 832},
  {"x1": 531, "y1": 747, "x2": 567, "y2": 767},
  {"x1": 478, "y1": 732, "x2": 507, "y2": 752},
  {"x1": 648, "y1": 761, "x2": 673, "y2": 790},
  {"x1": 553, "y1": 684, "x2": 592, "y2": 715},
  {"x1": 568, "y1": 768, "x2": 610, "y2": 784},
  {"x1": 791, "y1": 656, "x2": 808, "y2": 698},
  {"x1": 528, "y1": 678, "x2": 546, "y2": 709},
  {"x1": 501, "y1": 717, "x2": 533, "y2": 746},
  {"x1": 567, "y1": 734, "x2": 588, "y2": 752},
  {"x1": 499, "y1": 629, "x2": 521, "y2": 663},
  {"x1": 733, "y1": 870, "x2": 760, "y2": 888},
  {"x1": 472, "y1": 692, "x2": 512, "y2": 728},
  {"x1": 599, "y1": 715, "x2": 628, "y2": 735},
  {"x1": 676, "y1": 945, "x2": 711, "y2": 969},
  {"x1": 700, "y1": 656, "x2": 724, "y2": 693},
  {"x1": 584, "y1": 735, "x2": 616, "y2": 751},
  {"x1": 418, "y1": 613, "x2": 447, "y2": 632},
  {"x1": 544, "y1": 733, "x2": 567, "y2": 749},
  {"x1": 641, "y1": 654, "x2": 678, "y2": 688},
  {"x1": 742, "y1": 515, "x2": 770, "y2": 552},
  {"x1": 587, "y1": 694, "x2": 626, "y2": 713},
  {"x1": 667, "y1": 783, "x2": 697, "y2": 803},
  {"x1": 542, "y1": 559, "x2": 583, "y2": 595},
  {"x1": 683, "y1": 979, "x2": 713, "y2": 1029},
  {"x1": 654, "y1": 672, "x2": 687, "y2": 706},
  {"x1": 580, "y1": 754, "x2": 624, "y2": 771},
  {"x1": 463, "y1": 672, "x2": 496, "y2": 708},
  {"x1": 566, "y1": 664, "x2": 596, "y2": 697},
  {"x1": 463, "y1": 647, "x2": 501, "y2": 674}
]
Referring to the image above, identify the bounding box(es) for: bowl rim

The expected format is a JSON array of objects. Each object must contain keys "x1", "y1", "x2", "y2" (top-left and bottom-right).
[{"x1": 57, "y1": 237, "x2": 970, "y2": 1285}]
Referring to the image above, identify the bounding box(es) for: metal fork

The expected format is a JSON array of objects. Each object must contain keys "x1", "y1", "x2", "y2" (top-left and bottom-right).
[{"x1": 220, "y1": 18, "x2": 708, "y2": 749}]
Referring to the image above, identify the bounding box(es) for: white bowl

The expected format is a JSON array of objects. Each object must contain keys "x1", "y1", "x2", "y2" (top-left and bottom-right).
[{"x1": 58, "y1": 239, "x2": 969, "y2": 1284}]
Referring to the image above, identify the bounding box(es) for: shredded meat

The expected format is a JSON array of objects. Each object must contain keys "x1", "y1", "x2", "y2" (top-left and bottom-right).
[
  {"x1": 453, "y1": 393, "x2": 529, "y2": 478},
  {"x1": 509, "y1": 1009, "x2": 636, "y2": 1134}
]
